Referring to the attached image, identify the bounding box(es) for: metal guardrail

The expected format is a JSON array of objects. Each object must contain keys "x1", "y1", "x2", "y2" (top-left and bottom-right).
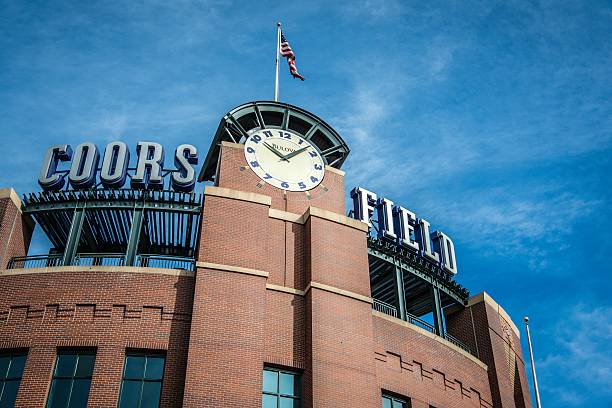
[
  {"x1": 406, "y1": 312, "x2": 436, "y2": 334},
  {"x1": 7, "y1": 253, "x2": 195, "y2": 272},
  {"x1": 372, "y1": 299, "x2": 473, "y2": 356},
  {"x1": 74, "y1": 253, "x2": 125, "y2": 267},
  {"x1": 372, "y1": 299, "x2": 398, "y2": 318},
  {"x1": 444, "y1": 332, "x2": 472, "y2": 354},
  {"x1": 7, "y1": 254, "x2": 64, "y2": 269},
  {"x1": 136, "y1": 254, "x2": 195, "y2": 271}
]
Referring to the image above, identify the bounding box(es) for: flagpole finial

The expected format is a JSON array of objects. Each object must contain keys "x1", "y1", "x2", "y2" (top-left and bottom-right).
[{"x1": 277, "y1": 22, "x2": 282, "y2": 27}]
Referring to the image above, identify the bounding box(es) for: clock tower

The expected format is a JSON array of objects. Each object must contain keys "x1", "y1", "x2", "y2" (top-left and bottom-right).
[{"x1": 182, "y1": 101, "x2": 379, "y2": 407}]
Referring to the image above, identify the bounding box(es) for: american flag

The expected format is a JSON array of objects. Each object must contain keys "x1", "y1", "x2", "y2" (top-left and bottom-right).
[{"x1": 280, "y1": 31, "x2": 304, "y2": 81}]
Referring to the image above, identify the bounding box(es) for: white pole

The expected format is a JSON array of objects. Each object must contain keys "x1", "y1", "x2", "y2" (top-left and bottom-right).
[
  {"x1": 524, "y1": 316, "x2": 542, "y2": 408},
  {"x1": 274, "y1": 22, "x2": 281, "y2": 102}
]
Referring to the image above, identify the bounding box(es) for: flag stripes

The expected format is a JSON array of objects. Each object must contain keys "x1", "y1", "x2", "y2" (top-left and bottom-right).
[{"x1": 280, "y1": 31, "x2": 304, "y2": 81}]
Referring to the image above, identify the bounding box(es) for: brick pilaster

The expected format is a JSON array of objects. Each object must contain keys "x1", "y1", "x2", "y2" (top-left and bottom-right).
[
  {"x1": 446, "y1": 292, "x2": 533, "y2": 408},
  {"x1": 0, "y1": 188, "x2": 34, "y2": 269}
]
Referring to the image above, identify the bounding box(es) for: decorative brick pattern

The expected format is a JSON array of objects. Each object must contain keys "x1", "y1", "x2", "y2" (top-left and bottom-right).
[
  {"x1": 446, "y1": 298, "x2": 532, "y2": 408},
  {"x1": 0, "y1": 270, "x2": 193, "y2": 408},
  {"x1": 374, "y1": 315, "x2": 493, "y2": 408}
]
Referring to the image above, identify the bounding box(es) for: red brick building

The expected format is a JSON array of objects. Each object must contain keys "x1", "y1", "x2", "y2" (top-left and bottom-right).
[{"x1": 0, "y1": 101, "x2": 532, "y2": 408}]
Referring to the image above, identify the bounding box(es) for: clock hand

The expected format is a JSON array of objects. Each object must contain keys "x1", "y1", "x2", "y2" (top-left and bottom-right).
[
  {"x1": 282, "y1": 146, "x2": 309, "y2": 161},
  {"x1": 263, "y1": 142, "x2": 289, "y2": 161}
]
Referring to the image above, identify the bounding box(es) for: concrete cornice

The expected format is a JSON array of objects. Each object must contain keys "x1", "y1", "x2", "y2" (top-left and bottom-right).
[
  {"x1": 268, "y1": 208, "x2": 305, "y2": 224},
  {"x1": 304, "y1": 206, "x2": 369, "y2": 232},
  {"x1": 0, "y1": 188, "x2": 22, "y2": 211},
  {"x1": 468, "y1": 292, "x2": 520, "y2": 338},
  {"x1": 306, "y1": 281, "x2": 372, "y2": 304},
  {"x1": 265, "y1": 282, "x2": 371, "y2": 304},
  {"x1": 0, "y1": 265, "x2": 194, "y2": 277},
  {"x1": 372, "y1": 310, "x2": 488, "y2": 371},
  {"x1": 266, "y1": 283, "x2": 305, "y2": 296},
  {"x1": 324, "y1": 166, "x2": 345, "y2": 176},
  {"x1": 204, "y1": 186, "x2": 272, "y2": 206},
  {"x1": 268, "y1": 207, "x2": 367, "y2": 232},
  {"x1": 197, "y1": 261, "x2": 269, "y2": 278},
  {"x1": 220, "y1": 141, "x2": 244, "y2": 150}
]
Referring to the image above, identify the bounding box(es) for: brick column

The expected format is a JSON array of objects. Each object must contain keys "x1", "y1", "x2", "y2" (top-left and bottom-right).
[
  {"x1": 0, "y1": 188, "x2": 34, "y2": 269},
  {"x1": 445, "y1": 292, "x2": 532, "y2": 408},
  {"x1": 304, "y1": 208, "x2": 380, "y2": 408},
  {"x1": 182, "y1": 188, "x2": 273, "y2": 408},
  {"x1": 13, "y1": 344, "x2": 56, "y2": 407}
]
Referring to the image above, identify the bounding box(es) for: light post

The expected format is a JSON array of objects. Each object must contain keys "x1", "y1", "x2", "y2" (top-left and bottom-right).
[{"x1": 524, "y1": 316, "x2": 542, "y2": 408}]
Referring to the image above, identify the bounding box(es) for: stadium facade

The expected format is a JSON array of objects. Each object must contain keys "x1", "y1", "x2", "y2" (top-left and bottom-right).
[{"x1": 0, "y1": 101, "x2": 532, "y2": 408}]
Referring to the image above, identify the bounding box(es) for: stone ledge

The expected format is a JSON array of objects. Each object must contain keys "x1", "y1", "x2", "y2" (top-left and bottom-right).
[
  {"x1": 372, "y1": 310, "x2": 488, "y2": 371},
  {"x1": 204, "y1": 186, "x2": 272, "y2": 206},
  {"x1": 306, "y1": 281, "x2": 372, "y2": 304},
  {"x1": 268, "y1": 208, "x2": 305, "y2": 224},
  {"x1": 325, "y1": 166, "x2": 345, "y2": 176},
  {"x1": 0, "y1": 188, "x2": 22, "y2": 211},
  {"x1": 266, "y1": 283, "x2": 305, "y2": 296},
  {"x1": 196, "y1": 261, "x2": 269, "y2": 278},
  {"x1": 265, "y1": 282, "x2": 371, "y2": 303},
  {"x1": 221, "y1": 141, "x2": 244, "y2": 149},
  {"x1": 305, "y1": 206, "x2": 369, "y2": 232},
  {"x1": 0, "y1": 265, "x2": 194, "y2": 277}
]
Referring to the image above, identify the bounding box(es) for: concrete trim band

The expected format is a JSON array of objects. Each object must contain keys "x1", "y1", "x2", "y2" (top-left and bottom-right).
[{"x1": 197, "y1": 261, "x2": 270, "y2": 278}]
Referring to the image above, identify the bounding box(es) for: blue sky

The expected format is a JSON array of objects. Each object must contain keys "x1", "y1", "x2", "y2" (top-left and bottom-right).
[{"x1": 1, "y1": 0, "x2": 611, "y2": 406}]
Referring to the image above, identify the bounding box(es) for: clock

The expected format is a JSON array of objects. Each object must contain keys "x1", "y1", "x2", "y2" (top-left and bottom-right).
[{"x1": 244, "y1": 128, "x2": 325, "y2": 191}]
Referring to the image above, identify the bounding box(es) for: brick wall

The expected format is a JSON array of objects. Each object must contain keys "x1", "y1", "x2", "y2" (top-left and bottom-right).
[
  {"x1": 0, "y1": 268, "x2": 194, "y2": 407},
  {"x1": 446, "y1": 294, "x2": 532, "y2": 408},
  {"x1": 305, "y1": 214, "x2": 380, "y2": 408},
  {"x1": 374, "y1": 313, "x2": 493, "y2": 408}
]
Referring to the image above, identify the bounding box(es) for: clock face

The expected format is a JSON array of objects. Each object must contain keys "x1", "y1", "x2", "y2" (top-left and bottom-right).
[{"x1": 244, "y1": 128, "x2": 325, "y2": 191}]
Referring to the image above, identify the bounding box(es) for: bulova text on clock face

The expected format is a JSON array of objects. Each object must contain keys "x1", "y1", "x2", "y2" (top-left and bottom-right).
[{"x1": 244, "y1": 129, "x2": 325, "y2": 191}]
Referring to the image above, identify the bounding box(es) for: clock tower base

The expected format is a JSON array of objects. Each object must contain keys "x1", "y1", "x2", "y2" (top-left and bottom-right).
[{"x1": 182, "y1": 142, "x2": 379, "y2": 407}]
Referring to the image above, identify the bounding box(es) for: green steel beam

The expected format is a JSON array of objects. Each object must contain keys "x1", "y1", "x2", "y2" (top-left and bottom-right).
[
  {"x1": 62, "y1": 205, "x2": 86, "y2": 266},
  {"x1": 394, "y1": 265, "x2": 407, "y2": 321},
  {"x1": 431, "y1": 285, "x2": 445, "y2": 336},
  {"x1": 125, "y1": 207, "x2": 144, "y2": 266}
]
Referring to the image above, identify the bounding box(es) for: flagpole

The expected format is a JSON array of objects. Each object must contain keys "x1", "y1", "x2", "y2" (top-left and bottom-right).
[
  {"x1": 274, "y1": 22, "x2": 281, "y2": 102},
  {"x1": 524, "y1": 317, "x2": 542, "y2": 408}
]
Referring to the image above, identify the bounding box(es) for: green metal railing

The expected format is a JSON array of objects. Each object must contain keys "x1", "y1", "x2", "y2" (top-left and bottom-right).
[
  {"x1": 135, "y1": 254, "x2": 195, "y2": 271},
  {"x1": 372, "y1": 298, "x2": 473, "y2": 356},
  {"x1": 7, "y1": 253, "x2": 195, "y2": 272},
  {"x1": 74, "y1": 253, "x2": 125, "y2": 267},
  {"x1": 7, "y1": 254, "x2": 64, "y2": 269},
  {"x1": 372, "y1": 299, "x2": 398, "y2": 318}
]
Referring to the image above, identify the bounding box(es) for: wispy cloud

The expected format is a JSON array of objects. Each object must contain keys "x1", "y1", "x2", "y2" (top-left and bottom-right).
[
  {"x1": 431, "y1": 187, "x2": 602, "y2": 272},
  {"x1": 536, "y1": 304, "x2": 612, "y2": 406}
]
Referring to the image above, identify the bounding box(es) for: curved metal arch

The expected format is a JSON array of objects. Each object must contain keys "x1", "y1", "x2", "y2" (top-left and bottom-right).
[
  {"x1": 367, "y1": 236, "x2": 469, "y2": 306},
  {"x1": 199, "y1": 101, "x2": 350, "y2": 182}
]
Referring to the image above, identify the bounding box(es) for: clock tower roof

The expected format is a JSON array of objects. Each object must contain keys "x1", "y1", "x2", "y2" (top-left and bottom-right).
[{"x1": 199, "y1": 101, "x2": 350, "y2": 182}]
